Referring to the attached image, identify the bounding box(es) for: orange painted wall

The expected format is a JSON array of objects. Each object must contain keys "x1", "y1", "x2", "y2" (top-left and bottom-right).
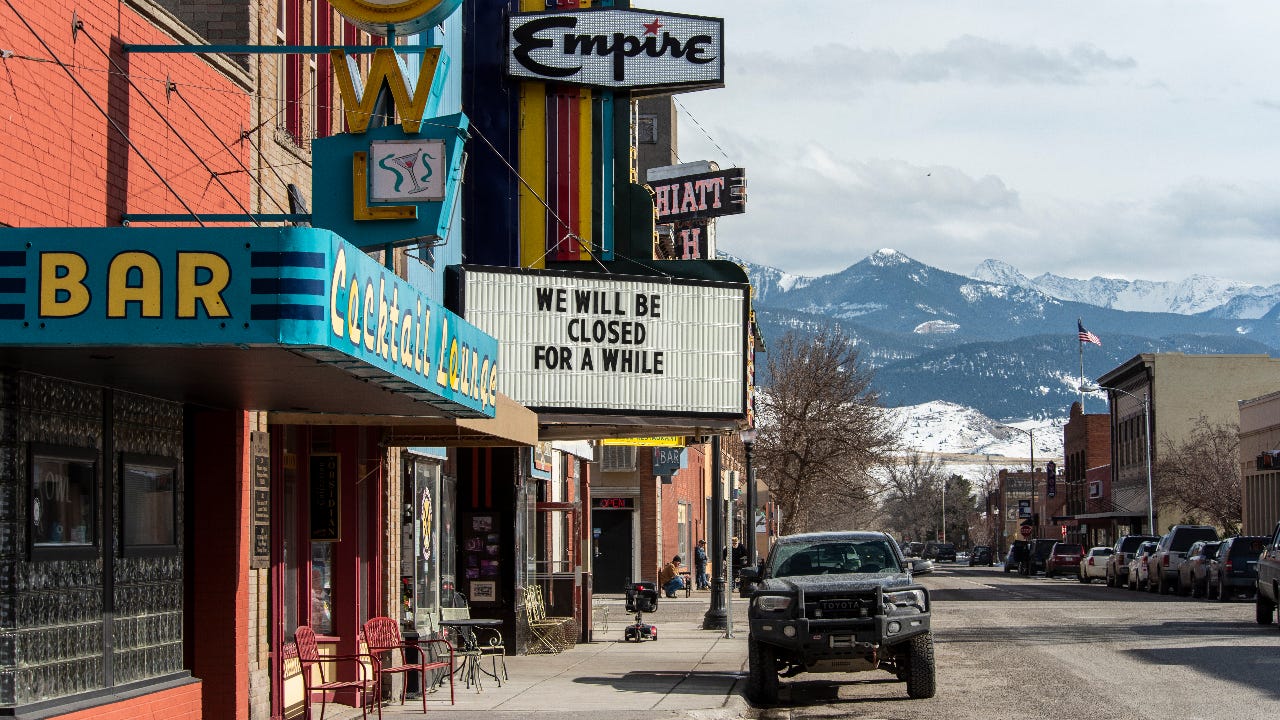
[
  {"x1": 50, "y1": 681, "x2": 203, "y2": 720},
  {"x1": 0, "y1": 0, "x2": 251, "y2": 227}
]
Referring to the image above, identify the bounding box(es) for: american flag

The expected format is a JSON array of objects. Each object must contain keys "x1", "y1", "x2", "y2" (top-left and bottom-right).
[{"x1": 1078, "y1": 320, "x2": 1101, "y2": 346}]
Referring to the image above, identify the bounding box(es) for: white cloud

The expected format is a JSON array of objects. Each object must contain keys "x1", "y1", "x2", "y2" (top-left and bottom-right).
[{"x1": 647, "y1": 1, "x2": 1280, "y2": 285}]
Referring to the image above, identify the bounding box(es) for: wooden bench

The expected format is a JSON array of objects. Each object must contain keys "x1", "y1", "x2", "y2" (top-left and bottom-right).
[{"x1": 524, "y1": 585, "x2": 576, "y2": 654}]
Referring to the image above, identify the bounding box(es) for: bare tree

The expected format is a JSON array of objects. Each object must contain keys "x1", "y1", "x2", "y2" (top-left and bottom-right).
[
  {"x1": 1153, "y1": 416, "x2": 1241, "y2": 534},
  {"x1": 879, "y1": 453, "x2": 948, "y2": 542},
  {"x1": 753, "y1": 327, "x2": 898, "y2": 535},
  {"x1": 968, "y1": 464, "x2": 1004, "y2": 549}
]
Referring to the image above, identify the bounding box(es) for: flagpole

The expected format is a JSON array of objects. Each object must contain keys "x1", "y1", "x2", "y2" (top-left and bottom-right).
[
  {"x1": 1077, "y1": 317, "x2": 1085, "y2": 410},
  {"x1": 1079, "y1": 338, "x2": 1085, "y2": 409}
]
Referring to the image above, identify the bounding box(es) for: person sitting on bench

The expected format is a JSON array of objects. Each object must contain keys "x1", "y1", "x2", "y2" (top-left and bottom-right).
[{"x1": 658, "y1": 555, "x2": 687, "y2": 598}]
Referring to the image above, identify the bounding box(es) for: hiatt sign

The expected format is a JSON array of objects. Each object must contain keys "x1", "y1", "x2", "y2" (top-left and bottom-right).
[
  {"x1": 507, "y1": 8, "x2": 723, "y2": 92},
  {"x1": 457, "y1": 266, "x2": 748, "y2": 418},
  {"x1": 649, "y1": 168, "x2": 746, "y2": 224}
]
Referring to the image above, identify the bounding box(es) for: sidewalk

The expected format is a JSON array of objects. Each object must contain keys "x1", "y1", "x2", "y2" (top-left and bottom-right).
[{"x1": 337, "y1": 594, "x2": 754, "y2": 720}]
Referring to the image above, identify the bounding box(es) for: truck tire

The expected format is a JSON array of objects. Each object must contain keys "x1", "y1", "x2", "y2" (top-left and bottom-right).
[
  {"x1": 905, "y1": 633, "x2": 937, "y2": 699},
  {"x1": 746, "y1": 636, "x2": 779, "y2": 705},
  {"x1": 1256, "y1": 589, "x2": 1275, "y2": 625}
]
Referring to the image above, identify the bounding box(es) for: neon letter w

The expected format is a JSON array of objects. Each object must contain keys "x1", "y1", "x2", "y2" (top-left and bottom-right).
[{"x1": 331, "y1": 47, "x2": 444, "y2": 134}]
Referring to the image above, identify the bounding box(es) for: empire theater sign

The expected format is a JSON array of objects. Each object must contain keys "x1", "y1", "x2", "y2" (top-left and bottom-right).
[{"x1": 507, "y1": 8, "x2": 724, "y2": 92}]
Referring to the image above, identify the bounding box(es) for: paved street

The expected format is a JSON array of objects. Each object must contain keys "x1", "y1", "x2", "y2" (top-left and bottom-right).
[
  {"x1": 353, "y1": 564, "x2": 1278, "y2": 720},
  {"x1": 772, "y1": 563, "x2": 1279, "y2": 719}
]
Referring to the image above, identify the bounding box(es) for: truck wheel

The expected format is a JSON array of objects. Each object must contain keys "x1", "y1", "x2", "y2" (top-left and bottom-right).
[
  {"x1": 746, "y1": 636, "x2": 779, "y2": 705},
  {"x1": 905, "y1": 633, "x2": 937, "y2": 699},
  {"x1": 1256, "y1": 591, "x2": 1275, "y2": 625}
]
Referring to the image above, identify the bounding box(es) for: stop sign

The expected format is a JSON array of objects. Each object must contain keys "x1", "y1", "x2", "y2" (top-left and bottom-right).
[{"x1": 1019, "y1": 525, "x2": 1032, "y2": 538}]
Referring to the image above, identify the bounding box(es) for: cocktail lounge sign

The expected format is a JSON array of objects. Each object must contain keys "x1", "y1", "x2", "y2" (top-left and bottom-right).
[
  {"x1": 507, "y1": 8, "x2": 723, "y2": 92},
  {"x1": 0, "y1": 226, "x2": 500, "y2": 418}
]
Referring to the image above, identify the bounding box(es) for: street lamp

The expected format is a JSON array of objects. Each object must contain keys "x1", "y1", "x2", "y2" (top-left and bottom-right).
[
  {"x1": 740, "y1": 428, "x2": 758, "y2": 568},
  {"x1": 1083, "y1": 383, "x2": 1155, "y2": 535}
]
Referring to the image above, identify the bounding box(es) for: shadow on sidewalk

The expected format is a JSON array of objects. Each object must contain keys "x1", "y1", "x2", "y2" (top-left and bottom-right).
[{"x1": 573, "y1": 669, "x2": 745, "y2": 695}]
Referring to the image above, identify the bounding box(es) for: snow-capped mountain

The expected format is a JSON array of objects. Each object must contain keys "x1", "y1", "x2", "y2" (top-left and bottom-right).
[
  {"x1": 719, "y1": 251, "x2": 815, "y2": 303},
  {"x1": 738, "y1": 248, "x2": 1280, "y2": 421},
  {"x1": 971, "y1": 259, "x2": 1280, "y2": 319},
  {"x1": 886, "y1": 401, "x2": 1064, "y2": 460}
]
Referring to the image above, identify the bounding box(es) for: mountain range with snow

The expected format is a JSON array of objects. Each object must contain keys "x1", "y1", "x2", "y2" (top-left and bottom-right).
[
  {"x1": 970, "y1": 259, "x2": 1280, "y2": 319},
  {"x1": 730, "y1": 248, "x2": 1280, "y2": 423}
]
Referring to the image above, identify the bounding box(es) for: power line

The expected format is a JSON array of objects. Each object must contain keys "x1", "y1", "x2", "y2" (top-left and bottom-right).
[
  {"x1": 77, "y1": 24, "x2": 256, "y2": 223},
  {"x1": 0, "y1": 2, "x2": 205, "y2": 224},
  {"x1": 673, "y1": 96, "x2": 735, "y2": 168}
]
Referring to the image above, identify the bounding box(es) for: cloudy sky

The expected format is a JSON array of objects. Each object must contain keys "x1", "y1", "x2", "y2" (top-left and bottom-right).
[{"x1": 644, "y1": 1, "x2": 1280, "y2": 286}]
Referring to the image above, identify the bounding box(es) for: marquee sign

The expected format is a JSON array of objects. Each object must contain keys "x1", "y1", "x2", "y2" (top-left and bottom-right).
[
  {"x1": 457, "y1": 266, "x2": 748, "y2": 418},
  {"x1": 507, "y1": 8, "x2": 724, "y2": 92},
  {"x1": 649, "y1": 168, "x2": 746, "y2": 224},
  {"x1": 0, "y1": 227, "x2": 499, "y2": 418}
]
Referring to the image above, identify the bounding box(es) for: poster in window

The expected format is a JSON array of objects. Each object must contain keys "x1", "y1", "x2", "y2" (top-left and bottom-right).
[
  {"x1": 470, "y1": 581, "x2": 496, "y2": 603},
  {"x1": 309, "y1": 454, "x2": 341, "y2": 541}
]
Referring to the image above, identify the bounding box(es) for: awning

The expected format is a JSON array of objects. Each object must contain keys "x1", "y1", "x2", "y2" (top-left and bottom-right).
[
  {"x1": 273, "y1": 393, "x2": 537, "y2": 447},
  {"x1": 0, "y1": 226, "x2": 513, "y2": 428}
]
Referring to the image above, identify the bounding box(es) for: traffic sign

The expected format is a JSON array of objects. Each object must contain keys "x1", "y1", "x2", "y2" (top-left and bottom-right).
[{"x1": 1019, "y1": 525, "x2": 1032, "y2": 538}]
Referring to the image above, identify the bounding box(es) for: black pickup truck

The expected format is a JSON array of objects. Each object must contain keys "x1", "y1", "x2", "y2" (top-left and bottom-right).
[{"x1": 739, "y1": 531, "x2": 934, "y2": 704}]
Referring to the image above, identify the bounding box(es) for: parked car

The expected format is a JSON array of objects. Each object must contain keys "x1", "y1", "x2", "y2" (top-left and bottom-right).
[
  {"x1": 1044, "y1": 543, "x2": 1084, "y2": 578},
  {"x1": 969, "y1": 545, "x2": 994, "y2": 566},
  {"x1": 1004, "y1": 540, "x2": 1029, "y2": 573},
  {"x1": 1078, "y1": 546, "x2": 1114, "y2": 583},
  {"x1": 1129, "y1": 541, "x2": 1159, "y2": 591},
  {"x1": 1177, "y1": 541, "x2": 1220, "y2": 598},
  {"x1": 1256, "y1": 522, "x2": 1280, "y2": 625},
  {"x1": 1022, "y1": 538, "x2": 1059, "y2": 576},
  {"x1": 1150, "y1": 525, "x2": 1220, "y2": 594},
  {"x1": 1206, "y1": 535, "x2": 1268, "y2": 601},
  {"x1": 923, "y1": 542, "x2": 957, "y2": 562},
  {"x1": 1107, "y1": 534, "x2": 1160, "y2": 588},
  {"x1": 907, "y1": 557, "x2": 935, "y2": 575}
]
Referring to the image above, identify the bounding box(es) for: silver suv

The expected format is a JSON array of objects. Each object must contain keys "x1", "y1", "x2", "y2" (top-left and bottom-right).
[
  {"x1": 1107, "y1": 534, "x2": 1159, "y2": 588},
  {"x1": 1150, "y1": 525, "x2": 1219, "y2": 594}
]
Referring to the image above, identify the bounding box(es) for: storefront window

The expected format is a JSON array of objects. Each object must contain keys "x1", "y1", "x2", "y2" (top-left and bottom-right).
[
  {"x1": 440, "y1": 472, "x2": 457, "y2": 602},
  {"x1": 120, "y1": 454, "x2": 177, "y2": 554},
  {"x1": 404, "y1": 457, "x2": 442, "y2": 628},
  {"x1": 310, "y1": 543, "x2": 334, "y2": 635},
  {"x1": 29, "y1": 445, "x2": 96, "y2": 558},
  {"x1": 677, "y1": 501, "x2": 690, "y2": 562}
]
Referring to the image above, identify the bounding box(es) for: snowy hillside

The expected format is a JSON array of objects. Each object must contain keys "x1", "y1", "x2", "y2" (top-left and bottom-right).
[{"x1": 885, "y1": 401, "x2": 1066, "y2": 482}]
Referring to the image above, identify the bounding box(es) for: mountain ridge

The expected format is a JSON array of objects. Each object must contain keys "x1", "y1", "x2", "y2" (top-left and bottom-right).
[{"x1": 728, "y1": 249, "x2": 1280, "y2": 421}]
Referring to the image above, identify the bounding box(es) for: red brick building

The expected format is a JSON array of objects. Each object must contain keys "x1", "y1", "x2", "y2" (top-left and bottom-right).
[{"x1": 1062, "y1": 401, "x2": 1113, "y2": 546}]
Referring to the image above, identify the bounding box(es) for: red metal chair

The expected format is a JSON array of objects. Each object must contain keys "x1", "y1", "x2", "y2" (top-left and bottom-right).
[
  {"x1": 361, "y1": 616, "x2": 455, "y2": 711},
  {"x1": 294, "y1": 625, "x2": 380, "y2": 720}
]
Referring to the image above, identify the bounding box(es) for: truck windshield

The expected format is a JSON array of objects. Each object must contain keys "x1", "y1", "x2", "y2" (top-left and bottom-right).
[{"x1": 770, "y1": 540, "x2": 902, "y2": 577}]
